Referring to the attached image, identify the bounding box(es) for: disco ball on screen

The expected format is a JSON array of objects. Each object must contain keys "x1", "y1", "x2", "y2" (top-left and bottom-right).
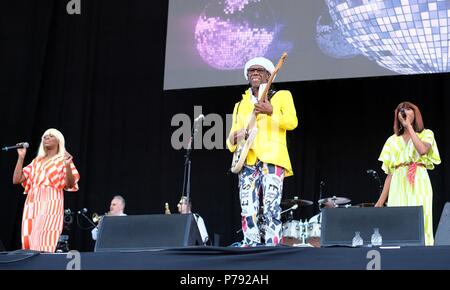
[
  {"x1": 316, "y1": 15, "x2": 362, "y2": 58},
  {"x1": 326, "y1": 0, "x2": 450, "y2": 74},
  {"x1": 195, "y1": 0, "x2": 276, "y2": 70}
]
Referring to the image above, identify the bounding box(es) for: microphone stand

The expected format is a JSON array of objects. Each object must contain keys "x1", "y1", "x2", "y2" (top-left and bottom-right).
[
  {"x1": 280, "y1": 205, "x2": 298, "y2": 216},
  {"x1": 182, "y1": 117, "x2": 202, "y2": 204},
  {"x1": 316, "y1": 181, "x2": 326, "y2": 224},
  {"x1": 79, "y1": 211, "x2": 97, "y2": 228},
  {"x1": 375, "y1": 171, "x2": 383, "y2": 194},
  {"x1": 368, "y1": 170, "x2": 383, "y2": 195},
  {"x1": 236, "y1": 205, "x2": 298, "y2": 234},
  {"x1": 374, "y1": 172, "x2": 383, "y2": 196}
]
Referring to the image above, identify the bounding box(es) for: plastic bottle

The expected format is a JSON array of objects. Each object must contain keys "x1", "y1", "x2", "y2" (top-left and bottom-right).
[
  {"x1": 352, "y1": 231, "x2": 364, "y2": 247},
  {"x1": 371, "y1": 228, "x2": 383, "y2": 246}
]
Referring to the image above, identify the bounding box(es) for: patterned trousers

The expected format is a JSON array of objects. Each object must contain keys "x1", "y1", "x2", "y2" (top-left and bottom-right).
[{"x1": 238, "y1": 162, "x2": 285, "y2": 246}]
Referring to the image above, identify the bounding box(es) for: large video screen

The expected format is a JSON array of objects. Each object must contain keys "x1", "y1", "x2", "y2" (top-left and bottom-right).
[{"x1": 164, "y1": 0, "x2": 450, "y2": 90}]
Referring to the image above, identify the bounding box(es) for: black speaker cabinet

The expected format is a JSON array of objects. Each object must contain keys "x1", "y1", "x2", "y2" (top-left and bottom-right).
[
  {"x1": 435, "y1": 202, "x2": 450, "y2": 246},
  {"x1": 0, "y1": 240, "x2": 5, "y2": 252},
  {"x1": 321, "y1": 206, "x2": 424, "y2": 247},
  {"x1": 94, "y1": 214, "x2": 202, "y2": 252}
]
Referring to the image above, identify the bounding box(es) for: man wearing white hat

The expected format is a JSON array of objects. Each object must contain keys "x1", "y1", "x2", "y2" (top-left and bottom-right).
[{"x1": 227, "y1": 56, "x2": 298, "y2": 247}]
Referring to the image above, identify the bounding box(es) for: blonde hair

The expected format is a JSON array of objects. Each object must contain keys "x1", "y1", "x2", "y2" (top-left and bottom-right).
[{"x1": 37, "y1": 128, "x2": 66, "y2": 158}]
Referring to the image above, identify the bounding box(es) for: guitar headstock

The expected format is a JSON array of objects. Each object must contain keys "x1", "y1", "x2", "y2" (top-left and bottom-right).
[
  {"x1": 259, "y1": 52, "x2": 288, "y2": 102},
  {"x1": 273, "y1": 52, "x2": 288, "y2": 75}
]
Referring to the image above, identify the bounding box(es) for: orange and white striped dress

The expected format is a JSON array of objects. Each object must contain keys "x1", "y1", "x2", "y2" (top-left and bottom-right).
[{"x1": 21, "y1": 155, "x2": 80, "y2": 252}]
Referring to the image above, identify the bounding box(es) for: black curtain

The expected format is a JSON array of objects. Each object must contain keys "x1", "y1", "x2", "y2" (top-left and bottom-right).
[{"x1": 1, "y1": 1, "x2": 449, "y2": 252}]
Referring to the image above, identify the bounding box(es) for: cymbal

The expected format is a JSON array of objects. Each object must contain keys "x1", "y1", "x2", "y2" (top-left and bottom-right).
[
  {"x1": 281, "y1": 197, "x2": 313, "y2": 207},
  {"x1": 318, "y1": 196, "x2": 351, "y2": 206}
]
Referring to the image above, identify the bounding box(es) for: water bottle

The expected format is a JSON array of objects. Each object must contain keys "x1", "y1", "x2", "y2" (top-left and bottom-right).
[
  {"x1": 371, "y1": 228, "x2": 383, "y2": 246},
  {"x1": 352, "y1": 231, "x2": 364, "y2": 247}
]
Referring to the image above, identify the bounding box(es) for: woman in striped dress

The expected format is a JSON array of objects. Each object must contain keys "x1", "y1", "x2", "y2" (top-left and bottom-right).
[
  {"x1": 375, "y1": 102, "x2": 440, "y2": 246},
  {"x1": 13, "y1": 128, "x2": 80, "y2": 252}
]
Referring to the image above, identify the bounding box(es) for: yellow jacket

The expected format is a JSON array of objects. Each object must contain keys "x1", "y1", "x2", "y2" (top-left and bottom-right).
[{"x1": 227, "y1": 89, "x2": 298, "y2": 176}]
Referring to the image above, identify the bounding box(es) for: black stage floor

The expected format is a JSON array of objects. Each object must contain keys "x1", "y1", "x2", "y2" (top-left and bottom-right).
[{"x1": 1, "y1": 245, "x2": 450, "y2": 270}]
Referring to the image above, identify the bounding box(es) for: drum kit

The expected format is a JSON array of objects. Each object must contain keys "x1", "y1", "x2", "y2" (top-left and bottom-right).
[{"x1": 280, "y1": 195, "x2": 374, "y2": 247}]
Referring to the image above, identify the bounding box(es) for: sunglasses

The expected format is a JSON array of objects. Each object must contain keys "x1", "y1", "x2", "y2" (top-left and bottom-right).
[{"x1": 247, "y1": 68, "x2": 268, "y2": 74}]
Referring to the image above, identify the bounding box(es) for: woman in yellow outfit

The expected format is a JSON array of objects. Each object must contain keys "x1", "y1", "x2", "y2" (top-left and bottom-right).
[{"x1": 375, "y1": 101, "x2": 441, "y2": 245}]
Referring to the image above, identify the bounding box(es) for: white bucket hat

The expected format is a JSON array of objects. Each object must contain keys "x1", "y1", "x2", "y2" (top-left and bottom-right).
[{"x1": 244, "y1": 57, "x2": 275, "y2": 81}]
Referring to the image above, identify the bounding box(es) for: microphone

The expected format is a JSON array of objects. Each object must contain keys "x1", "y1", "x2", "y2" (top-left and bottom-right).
[
  {"x1": 2, "y1": 142, "x2": 29, "y2": 151},
  {"x1": 77, "y1": 208, "x2": 97, "y2": 228},
  {"x1": 77, "y1": 208, "x2": 88, "y2": 214},
  {"x1": 400, "y1": 108, "x2": 406, "y2": 119},
  {"x1": 280, "y1": 203, "x2": 299, "y2": 215},
  {"x1": 318, "y1": 181, "x2": 325, "y2": 209},
  {"x1": 194, "y1": 114, "x2": 205, "y2": 123},
  {"x1": 367, "y1": 169, "x2": 383, "y2": 194},
  {"x1": 187, "y1": 114, "x2": 205, "y2": 150},
  {"x1": 366, "y1": 169, "x2": 378, "y2": 177}
]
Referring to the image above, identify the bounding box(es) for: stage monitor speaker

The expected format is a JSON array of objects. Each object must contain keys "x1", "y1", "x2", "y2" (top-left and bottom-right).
[
  {"x1": 321, "y1": 206, "x2": 424, "y2": 247},
  {"x1": 435, "y1": 202, "x2": 450, "y2": 246},
  {"x1": 94, "y1": 214, "x2": 202, "y2": 252}
]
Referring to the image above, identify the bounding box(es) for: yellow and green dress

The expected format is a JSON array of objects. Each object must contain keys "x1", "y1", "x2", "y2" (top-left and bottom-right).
[{"x1": 378, "y1": 129, "x2": 441, "y2": 246}]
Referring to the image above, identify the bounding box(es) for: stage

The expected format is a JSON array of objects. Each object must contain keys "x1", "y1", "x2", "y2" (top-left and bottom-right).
[{"x1": 1, "y1": 245, "x2": 450, "y2": 270}]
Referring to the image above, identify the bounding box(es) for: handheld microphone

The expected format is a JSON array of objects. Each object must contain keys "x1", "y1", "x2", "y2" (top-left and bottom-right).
[
  {"x1": 2, "y1": 142, "x2": 29, "y2": 152},
  {"x1": 400, "y1": 108, "x2": 406, "y2": 119}
]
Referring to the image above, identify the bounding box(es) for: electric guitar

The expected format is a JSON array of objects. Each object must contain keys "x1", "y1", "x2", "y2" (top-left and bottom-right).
[{"x1": 230, "y1": 53, "x2": 287, "y2": 174}]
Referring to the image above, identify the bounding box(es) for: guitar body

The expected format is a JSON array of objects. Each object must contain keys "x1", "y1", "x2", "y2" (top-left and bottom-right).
[{"x1": 230, "y1": 126, "x2": 258, "y2": 174}]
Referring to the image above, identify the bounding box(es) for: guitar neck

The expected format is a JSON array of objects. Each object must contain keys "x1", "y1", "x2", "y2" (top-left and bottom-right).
[
  {"x1": 260, "y1": 52, "x2": 287, "y2": 102},
  {"x1": 246, "y1": 53, "x2": 287, "y2": 130}
]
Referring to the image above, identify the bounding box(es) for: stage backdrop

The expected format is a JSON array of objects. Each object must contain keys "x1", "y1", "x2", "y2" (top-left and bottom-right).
[{"x1": 0, "y1": 0, "x2": 449, "y2": 251}]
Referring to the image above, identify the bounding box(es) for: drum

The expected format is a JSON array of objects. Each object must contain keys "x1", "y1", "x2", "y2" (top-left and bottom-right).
[
  {"x1": 282, "y1": 220, "x2": 302, "y2": 245},
  {"x1": 306, "y1": 221, "x2": 321, "y2": 248},
  {"x1": 307, "y1": 221, "x2": 321, "y2": 238}
]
